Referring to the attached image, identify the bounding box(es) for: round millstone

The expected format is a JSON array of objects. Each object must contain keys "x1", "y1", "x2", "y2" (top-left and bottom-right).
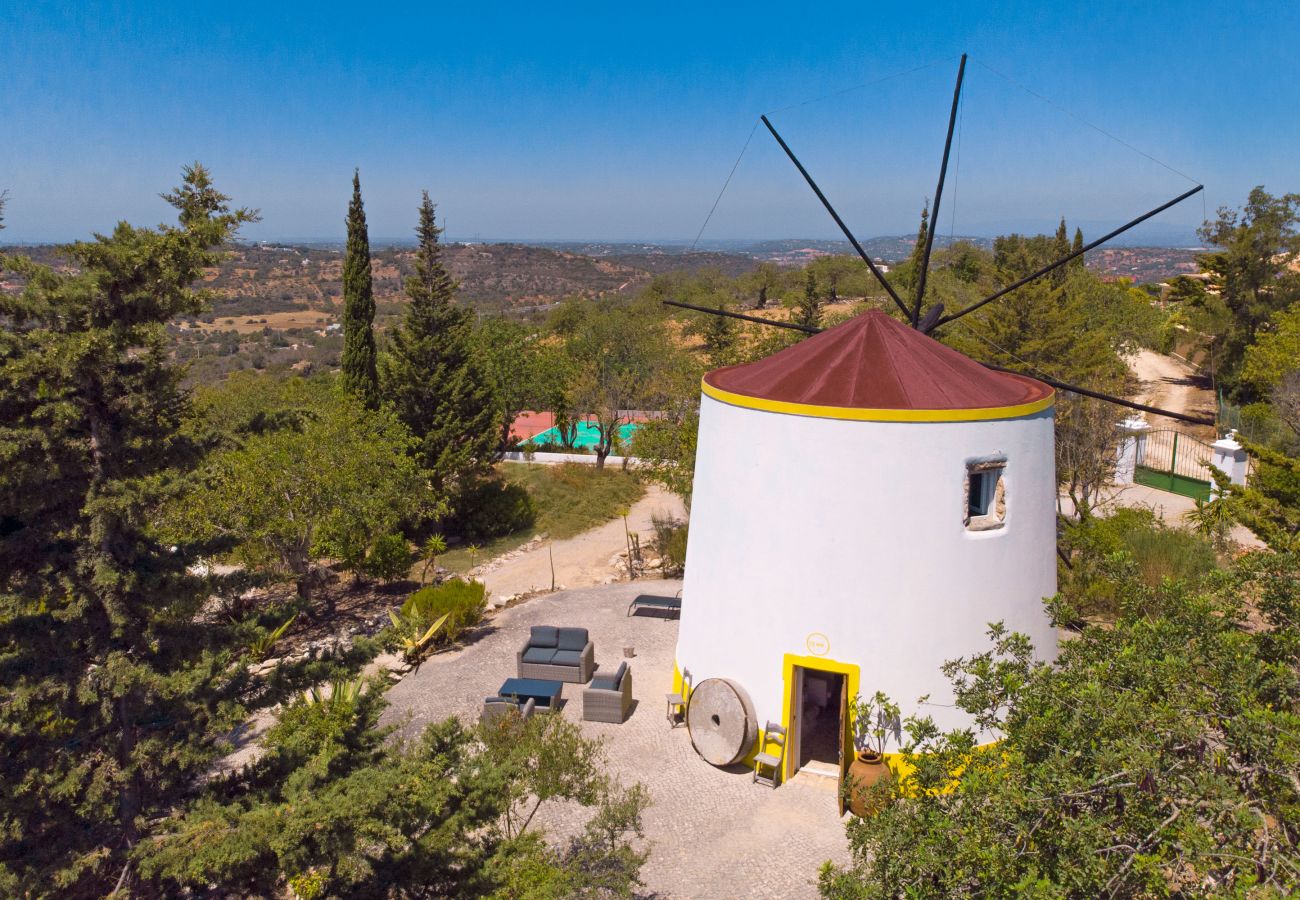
[{"x1": 687, "y1": 678, "x2": 758, "y2": 766}]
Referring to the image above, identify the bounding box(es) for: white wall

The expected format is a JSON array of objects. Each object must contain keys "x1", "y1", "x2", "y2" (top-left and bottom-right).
[
  {"x1": 501, "y1": 451, "x2": 642, "y2": 467},
  {"x1": 675, "y1": 394, "x2": 1059, "y2": 740}
]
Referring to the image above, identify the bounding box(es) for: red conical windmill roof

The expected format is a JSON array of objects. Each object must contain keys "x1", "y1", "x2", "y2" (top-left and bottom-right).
[{"x1": 702, "y1": 310, "x2": 1053, "y2": 421}]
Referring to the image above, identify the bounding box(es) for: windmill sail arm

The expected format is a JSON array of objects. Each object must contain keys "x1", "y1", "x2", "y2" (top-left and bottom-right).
[
  {"x1": 933, "y1": 184, "x2": 1204, "y2": 329},
  {"x1": 914, "y1": 53, "x2": 967, "y2": 326},
  {"x1": 980, "y1": 363, "x2": 1215, "y2": 426},
  {"x1": 665, "y1": 300, "x2": 1215, "y2": 425},
  {"x1": 663, "y1": 299, "x2": 820, "y2": 334},
  {"x1": 759, "y1": 115, "x2": 913, "y2": 320}
]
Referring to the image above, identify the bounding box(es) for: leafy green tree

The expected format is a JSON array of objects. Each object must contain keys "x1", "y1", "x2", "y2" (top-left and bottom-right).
[
  {"x1": 562, "y1": 300, "x2": 673, "y2": 469},
  {"x1": 748, "y1": 260, "x2": 783, "y2": 309},
  {"x1": 473, "y1": 316, "x2": 551, "y2": 449},
  {"x1": 808, "y1": 255, "x2": 864, "y2": 304},
  {"x1": 1241, "y1": 302, "x2": 1300, "y2": 396},
  {"x1": 382, "y1": 192, "x2": 501, "y2": 501},
  {"x1": 1188, "y1": 188, "x2": 1300, "y2": 397},
  {"x1": 0, "y1": 165, "x2": 257, "y2": 894},
  {"x1": 174, "y1": 380, "x2": 432, "y2": 611},
  {"x1": 341, "y1": 169, "x2": 379, "y2": 406},
  {"x1": 820, "y1": 552, "x2": 1300, "y2": 898}
]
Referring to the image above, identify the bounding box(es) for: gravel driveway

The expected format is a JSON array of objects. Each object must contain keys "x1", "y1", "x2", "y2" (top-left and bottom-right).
[{"x1": 382, "y1": 580, "x2": 850, "y2": 899}]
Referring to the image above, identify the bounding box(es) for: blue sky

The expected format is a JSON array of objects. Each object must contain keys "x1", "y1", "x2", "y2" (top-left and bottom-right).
[{"x1": 2, "y1": 1, "x2": 1297, "y2": 244}]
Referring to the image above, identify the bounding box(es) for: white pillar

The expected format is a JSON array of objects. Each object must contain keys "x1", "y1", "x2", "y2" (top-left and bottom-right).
[
  {"x1": 1114, "y1": 415, "x2": 1150, "y2": 486},
  {"x1": 1210, "y1": 431, "x2": 1249, "y2": 492}
]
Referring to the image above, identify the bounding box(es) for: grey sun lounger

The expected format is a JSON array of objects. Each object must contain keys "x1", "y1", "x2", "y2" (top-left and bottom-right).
[{"x1": 626, "y1": 591, "x2": 682, "y2": 618}]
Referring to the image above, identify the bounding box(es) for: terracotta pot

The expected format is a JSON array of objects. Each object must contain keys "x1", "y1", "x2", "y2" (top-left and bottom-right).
[{"x1": 847, "y1": 751, "x2": 892, "y2": 817}]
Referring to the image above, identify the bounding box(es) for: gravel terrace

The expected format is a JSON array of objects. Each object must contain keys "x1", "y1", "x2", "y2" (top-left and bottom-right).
[{"x1": 382, "y1": 580, "x2": 850, "y2": 899}]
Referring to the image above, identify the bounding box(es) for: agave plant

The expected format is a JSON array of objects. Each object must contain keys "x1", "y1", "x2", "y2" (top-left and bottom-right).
[
  {"x1": 388, "y1": 609, "x2": 451, "y2": 663},
  {"x1": 305, "y1": 677, "x2": 366, "y2": 708},
  {"x1": 248, "y1": 612, "x2": 297, "y2": 661}
]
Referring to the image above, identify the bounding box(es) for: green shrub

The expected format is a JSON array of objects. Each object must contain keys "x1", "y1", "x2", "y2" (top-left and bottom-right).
[
  {"x1": 402, "y1": 578, "x2": 488, "y2": 644},
  {"x1": 651, "y1": 514, "x2": 688, "y2": 577},
  {"x1": 453, "y1": 476, "x2": 538, "y2": 541},
  {"x1": 362, "y1": 532, "x2": 411, "y2": 582},
  {"x1": 1060, "y1": 508, "x2": 1218, "y2": 619}
]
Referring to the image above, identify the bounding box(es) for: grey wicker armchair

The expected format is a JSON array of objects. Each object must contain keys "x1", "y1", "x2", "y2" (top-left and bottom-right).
[
  {"x1": 481, "y1": 695, "x2": 536, "y2": 723},
  {"x1": 582, "y1": 661, "x2": 633, "y2": 724}
]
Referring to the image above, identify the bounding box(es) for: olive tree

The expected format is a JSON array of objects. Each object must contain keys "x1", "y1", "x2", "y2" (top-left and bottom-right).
[{"x1": 178, "y1": 381, "x2": 434, "y2": 611}]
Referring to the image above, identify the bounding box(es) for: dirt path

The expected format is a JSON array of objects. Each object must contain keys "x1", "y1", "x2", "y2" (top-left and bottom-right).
[
  {"x1": 1126, "y1": 349, "x2": 1217, "y2": 438},
  {"x1": 474, "y1": 484, "x2": 687, "y2": 599}
]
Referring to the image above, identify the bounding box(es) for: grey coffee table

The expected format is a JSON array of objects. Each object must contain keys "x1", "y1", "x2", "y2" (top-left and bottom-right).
[{"x1": 498, "y1": 677, "x2": 563, "y2": 709}]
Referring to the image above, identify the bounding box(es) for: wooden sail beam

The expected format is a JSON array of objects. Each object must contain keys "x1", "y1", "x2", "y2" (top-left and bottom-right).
[
  {"x1": 932, "y1": 184, "x2": 1204, "y2": 330},
  {"x1": 759, "y1": 115, "x2": 913, "y2": 321},
  {"x1": 664, "y1": 300, "x2": 1217, "y2": 426},
  {"x1": 913, "y1": 53, "x2": 967, "y2": 327},
  {"x1": 663, "y1": 299, "x2": 819, "y2": 334}
]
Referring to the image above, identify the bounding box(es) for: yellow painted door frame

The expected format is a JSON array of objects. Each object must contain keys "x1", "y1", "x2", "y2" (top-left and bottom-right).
[{"x1": 781, "y1": 653, "x2": 861, "y2": 783}]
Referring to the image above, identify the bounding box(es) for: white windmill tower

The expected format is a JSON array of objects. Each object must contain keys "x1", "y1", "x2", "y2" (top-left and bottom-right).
[{"x1": 666, "y1": 54, "x2": 1209, "y2": 797}]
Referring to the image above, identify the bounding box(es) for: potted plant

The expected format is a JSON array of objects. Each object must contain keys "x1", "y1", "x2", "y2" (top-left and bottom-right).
[{"x1": 847, "y1": 691, "x2": 901, "y2": 817}]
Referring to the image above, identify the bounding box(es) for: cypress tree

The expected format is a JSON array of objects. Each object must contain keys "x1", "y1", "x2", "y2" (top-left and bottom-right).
[
  {"x1": 1072, "y1": 226, "x2": 1085, "y2": 270},
  {"x1": 0, "y1": 166, "x2": 256, "y2": 894},
  {"x1": 342, "y1": 169, "x2": 379, "y2": 406},
  {"x1": 1052, "y1": 217, "x2": 1070, "y2": 285},
  {"x1": 796, "y1": 270, "x2": 822, "y2": 329},
  {"x1": 381, "y1": 192, "x2": 501, "y2": 503},
  {"x1": 908, "y1": 200, "x2": 930, "y2": 271}
]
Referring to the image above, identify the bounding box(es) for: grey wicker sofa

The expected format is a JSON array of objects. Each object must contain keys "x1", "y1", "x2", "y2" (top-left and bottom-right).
[
  {"x1": 517, "y1": 626, "x2": 595, "y2": 684},
  {"x1": 582, "y1": 661, "x2": 633, "y2": 723}
]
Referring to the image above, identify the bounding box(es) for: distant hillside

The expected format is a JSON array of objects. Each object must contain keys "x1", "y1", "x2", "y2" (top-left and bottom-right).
[
  {"x1": 2, "y1": 238, "x2": 1205, "y2": 320},
  {"x1": 607, "y1": 252, "x2": 760, "y2": 278}
]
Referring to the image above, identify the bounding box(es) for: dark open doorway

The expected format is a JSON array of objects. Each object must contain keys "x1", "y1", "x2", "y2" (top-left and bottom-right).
[{"x1": 795, "y1": 668, "x2": 845, "y2": 771}]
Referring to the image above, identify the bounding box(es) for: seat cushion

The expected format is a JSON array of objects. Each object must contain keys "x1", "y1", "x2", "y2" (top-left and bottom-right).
[
  {"x1": 610, "y1": 661, "x2": 628, "y2": 686},
  {"x1": 522, "y1": 646, "x2": 556, "y2": 665},
  {"x1": 591, "y1": 660, "x2": 627, "y2": 690},
  {"x1": 529, "y1": 625, "x2": 559, "y2": 648},
  {"x1": 556, "y1": 627, "x2": 589, "y2": 651},
  {"x1": 550, "y1": 649, "x2": 583, "y2": 667}
]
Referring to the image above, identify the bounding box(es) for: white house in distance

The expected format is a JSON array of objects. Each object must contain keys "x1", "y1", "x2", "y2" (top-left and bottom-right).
[{"x1": 673, "y1": 309, "x2": 1059, "y2": 790}]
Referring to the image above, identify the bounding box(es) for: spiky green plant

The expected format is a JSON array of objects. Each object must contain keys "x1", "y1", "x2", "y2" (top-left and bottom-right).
[
  {"x1": 249, "y1": 612, "x2": 297, "y2": 661},
  {"x1": 306, "y1": 677, "x2": 366, "y2": 708},
  {"x1": 387, "y1": 610, "x2": 450, "y2": 663},
  {"x1": 421, "y1": 533, "x2": 448, "y2": 584}
]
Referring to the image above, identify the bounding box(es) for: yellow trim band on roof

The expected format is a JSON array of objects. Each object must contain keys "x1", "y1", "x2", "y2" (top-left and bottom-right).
[{"x1": 701, "y1": 378, "x2": 1054, "y2": 423}]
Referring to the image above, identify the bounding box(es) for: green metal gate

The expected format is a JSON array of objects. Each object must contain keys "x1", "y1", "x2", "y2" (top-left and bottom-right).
[{"x1": 1134, "y1": 429, "x2": 1214, "y2": 501}]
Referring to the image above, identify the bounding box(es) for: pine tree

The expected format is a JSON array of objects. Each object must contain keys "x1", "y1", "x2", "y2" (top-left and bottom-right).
[
  {"x1": 699, "y1": 297, "x2": 738, "y2": 367},
  {"x1": 796, "y1": 270, "x2": 822, "y2": 329},
  {"x1": 381, "y1": 192, "x2": 501, "y2": 503},
  {"x1": 1052, "y1": 217, "x2": 1070, "y2": 285},
  {"x1": 0, "y1": 166, "x2": 256, "y2": 894},
  {"x1": 341, "y1": 169, "x2": 379, "y2": 406}
]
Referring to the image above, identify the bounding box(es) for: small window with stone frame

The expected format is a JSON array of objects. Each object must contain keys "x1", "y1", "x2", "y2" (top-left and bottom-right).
[{"x1": 964, "y1": 458, "x2": 1007, "y2": 531}]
